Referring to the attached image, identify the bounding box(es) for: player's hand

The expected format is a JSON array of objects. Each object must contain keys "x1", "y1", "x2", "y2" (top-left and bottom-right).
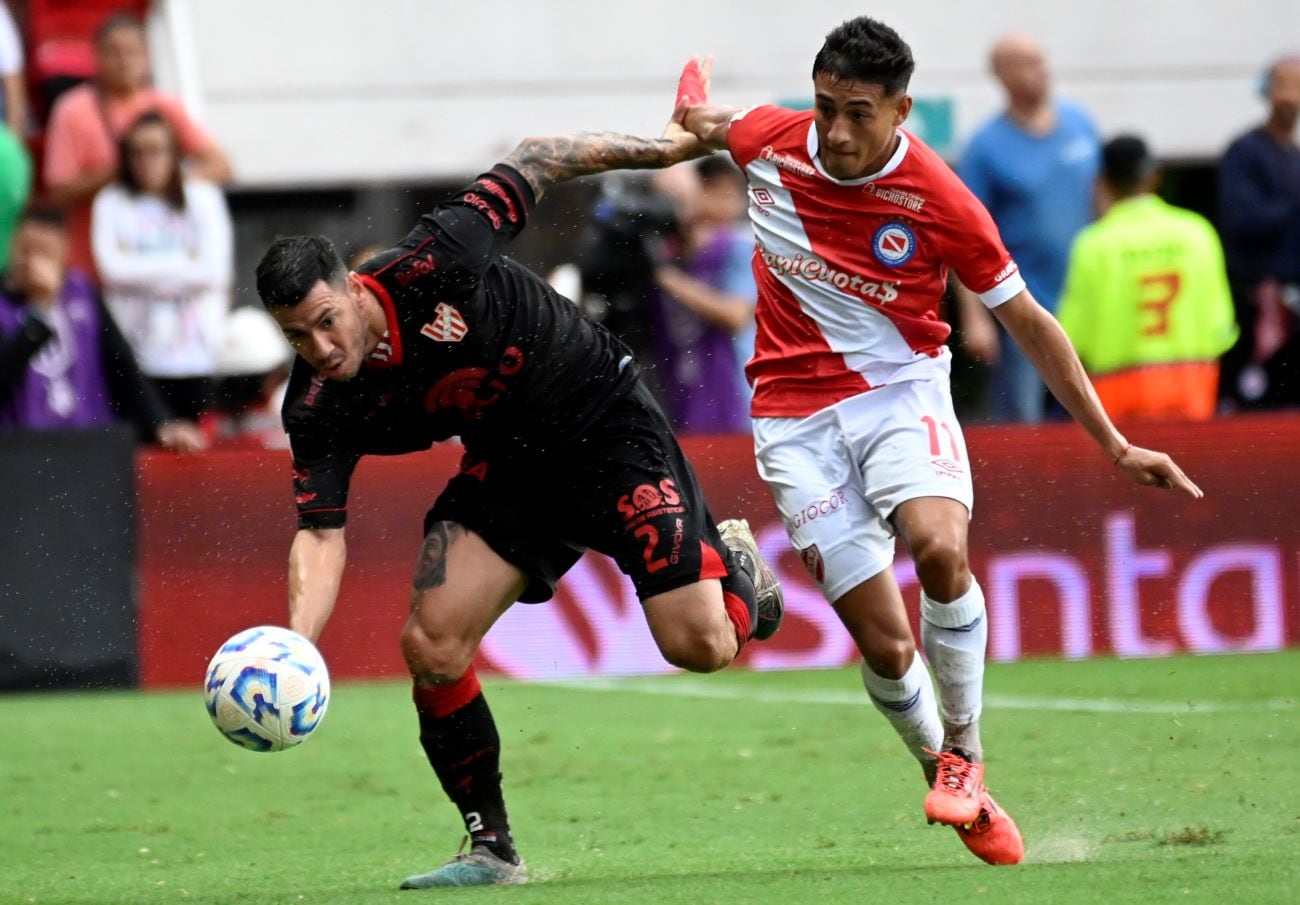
[
  {"x1": 675, "y1": 55, "x2": 712, "y2": 108},
  {"x1": 157, "y1": 419, "x2": 208, "y2": 454},
  {"x1": 1115, "y1": 445, "x2": 1203, "y2": 499},
  {"x1": 662, "y1": 98, "x2": 712, "y2": 164},
  {"x1": 675, "y1": 56, "x2": 715, "y2": 141}
]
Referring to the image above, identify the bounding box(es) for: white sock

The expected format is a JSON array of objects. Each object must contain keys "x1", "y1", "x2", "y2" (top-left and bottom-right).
[
  {"x1": 860, "y1": 652, "x2": 942, "y2": 774},
  {"x1": 920, "y1": 578, "x2": 988, "y2": 760}
]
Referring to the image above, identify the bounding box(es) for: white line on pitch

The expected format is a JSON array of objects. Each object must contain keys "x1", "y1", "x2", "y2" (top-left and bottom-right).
[{"x1": 541, "y1": 676, "x2": 1295, "y2": 714}]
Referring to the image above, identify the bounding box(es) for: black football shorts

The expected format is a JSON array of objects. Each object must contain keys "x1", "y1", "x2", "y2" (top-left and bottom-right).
[{"x1": 424, "y1": 382, "x2": 731, "y2": 602}]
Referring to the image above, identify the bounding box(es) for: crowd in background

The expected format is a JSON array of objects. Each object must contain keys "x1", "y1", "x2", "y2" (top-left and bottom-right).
[
  {"x1": 0, "y1": 4, "x2": 1298, "y2": 448},
  {"x1": 0, "y1": 1, "x2": 293, "y2": 453}
]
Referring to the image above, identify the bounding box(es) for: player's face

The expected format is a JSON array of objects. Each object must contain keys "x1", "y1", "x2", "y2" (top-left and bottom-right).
[
  {"x1": 812, "y1": 74, "x2": 912, "y2": 180},
  {"x1": 271, "y1": 277, "x2": 374, "y2": 381}
]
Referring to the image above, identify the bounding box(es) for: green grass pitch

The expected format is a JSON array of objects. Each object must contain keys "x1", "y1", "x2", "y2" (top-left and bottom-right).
[{"x1": 3, "y1": 652, "x2": 1298, "y2": 904}]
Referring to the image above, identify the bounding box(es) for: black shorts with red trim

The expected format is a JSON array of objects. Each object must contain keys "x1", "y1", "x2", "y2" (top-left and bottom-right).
[{"x1": 424, "y1": 382, "x2": 730, "y2": 603}]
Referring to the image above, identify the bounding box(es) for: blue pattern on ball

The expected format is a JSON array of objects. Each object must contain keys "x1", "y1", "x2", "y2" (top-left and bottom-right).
[
  {"x1": 289, "y1": 686, "x2": 328, "y2": 737},
  {"x1": 229, "y1": 666, "x2": 280, "y2": 724}
]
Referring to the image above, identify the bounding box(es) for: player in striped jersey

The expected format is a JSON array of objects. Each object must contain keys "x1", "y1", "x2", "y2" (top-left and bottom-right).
[{"x1": 678, "y1": 16, "x2": 1202, "y2": 865}]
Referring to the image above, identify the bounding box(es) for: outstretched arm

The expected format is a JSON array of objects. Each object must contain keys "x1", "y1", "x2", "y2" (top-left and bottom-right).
[
  {"x1": 502, "y1": 112, "x2": 707, "y2": 204},
  {"x1": 288, "y1": 527, "x2": 347, "y2": 642},
  {"x1": 992, "y1": 289, "x2": 1203, "y2": 499},
  {"x1": 676, "y1": 57, "x2": 740, "y2": 150}
]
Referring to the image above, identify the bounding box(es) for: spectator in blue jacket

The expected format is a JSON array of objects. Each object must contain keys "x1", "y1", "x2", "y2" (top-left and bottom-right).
[
  {"x1": 1217, "y1": 55, "x2": 1300, "y2": 409},
  {"x1": 957, "y1": 33, "x2": 1099, "y2": 423}
]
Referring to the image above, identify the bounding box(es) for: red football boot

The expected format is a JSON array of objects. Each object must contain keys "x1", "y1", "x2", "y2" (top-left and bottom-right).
[
  {"x1": 924, "y1": 749, "x2": 985, "y2": 825},
  {"x1": 953, "y1": 787, "x2": 1024, "y2": 865}
]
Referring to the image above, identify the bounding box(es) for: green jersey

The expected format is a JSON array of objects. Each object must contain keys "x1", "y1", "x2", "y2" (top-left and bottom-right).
[
  {"x1": 1057, "y1": 195, "x2": 1238, "y2": 375},
  {"x1": 0, "y1": 125, "x2": 30, "y2": 271}
]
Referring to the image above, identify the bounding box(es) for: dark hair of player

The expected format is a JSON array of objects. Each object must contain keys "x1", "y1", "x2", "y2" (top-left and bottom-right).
[
  {"x1": 812, "y1": 16, "x2": 915, "y2": 97},
  {"x1": 255, "y1": 235, "x2": 348, "y2": 310},
  {"x1": 18, "y1": 203, "x2": 66, "y2": 230},
  {"x1": 1101, "y1": 134, "x2": 1156, "y2": 194}
]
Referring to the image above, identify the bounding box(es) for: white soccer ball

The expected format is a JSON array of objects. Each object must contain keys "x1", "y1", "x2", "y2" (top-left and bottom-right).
[{"x1": 203, "y1": 625, "x2": 330, "y2": 752}]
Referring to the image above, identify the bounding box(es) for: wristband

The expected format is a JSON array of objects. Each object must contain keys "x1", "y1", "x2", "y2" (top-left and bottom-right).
[
  {"x1": 1112, "y1": 443, "x2": 1131, "y2": 466},
  {"x1": 676, "y1": 58, "x2": 706, "y2": 107}
]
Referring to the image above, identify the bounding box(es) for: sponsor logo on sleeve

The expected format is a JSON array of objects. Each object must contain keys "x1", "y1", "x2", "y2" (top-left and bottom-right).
[
  {"x1": 991, "y1": 260, "x2": 1020, "y2": 284},
  {"x1": 395, "y1": 252, "x2": 437, "y2": 287}
]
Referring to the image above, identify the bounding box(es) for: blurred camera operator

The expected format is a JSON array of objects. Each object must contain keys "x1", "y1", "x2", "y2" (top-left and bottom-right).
[{"x1": 650, "y1": 157, "x2": 755, "y2": 434}]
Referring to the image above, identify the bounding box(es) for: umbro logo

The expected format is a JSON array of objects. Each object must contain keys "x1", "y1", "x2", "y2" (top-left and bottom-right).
[{"x1": 421, "y1": 303, "x2": 468, "y2": 343}]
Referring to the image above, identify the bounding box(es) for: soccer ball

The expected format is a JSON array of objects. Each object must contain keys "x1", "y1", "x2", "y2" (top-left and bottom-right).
[{"x1": 203, "y1": 625, "x2": 330, "y2": 752}]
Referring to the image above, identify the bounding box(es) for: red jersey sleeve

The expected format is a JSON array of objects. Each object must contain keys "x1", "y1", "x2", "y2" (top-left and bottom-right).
[
  {"x1": 726, "y1": 104, "x2": 807, "y2": 169},
  {"x1": 931, "y1": 171, "x2": 1026, "y2": 307}
]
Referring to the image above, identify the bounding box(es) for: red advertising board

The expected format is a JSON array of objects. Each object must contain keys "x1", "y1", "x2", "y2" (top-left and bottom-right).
[{"x1": 136, "y1": 413, "x2": 1300, "y2": 687}]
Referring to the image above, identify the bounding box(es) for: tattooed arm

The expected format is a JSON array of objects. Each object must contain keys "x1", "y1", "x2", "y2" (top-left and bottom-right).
[
  {"x1": 502, "y1": 107, "x2": 709, "y2": 203},
  {"x1": 287, "y1": 527, "x2": 347, "y2": 642}
]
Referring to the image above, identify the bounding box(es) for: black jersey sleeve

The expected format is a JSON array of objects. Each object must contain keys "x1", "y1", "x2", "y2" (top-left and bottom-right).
[
  {"x1": 288, "y1": 426, "x2": 362, "y2": 530},
  {"x1": 358, "y1": 166, "x2": 536, "y2": 301}
]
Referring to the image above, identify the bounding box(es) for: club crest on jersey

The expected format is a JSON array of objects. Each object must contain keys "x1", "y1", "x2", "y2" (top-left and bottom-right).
[
  {"x1": 420, "y1": 303, "x2": 468, "y2": 343},
  {"x1": 871, "y1": 222, "x2": 917, "y2": 268}
]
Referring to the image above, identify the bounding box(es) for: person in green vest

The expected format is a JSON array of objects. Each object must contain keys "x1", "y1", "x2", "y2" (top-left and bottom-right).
[
  {"x1": 0, "y1": 122, "x2": 31, "y2": 270},
  {"x1": 1057, "y1": 135, "x2": 1238, "y2": 420}
]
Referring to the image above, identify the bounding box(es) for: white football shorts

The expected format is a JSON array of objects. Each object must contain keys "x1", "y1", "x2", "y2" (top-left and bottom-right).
[{"x1": 752, "y1": 378, "x2": 973, "y2": 602}]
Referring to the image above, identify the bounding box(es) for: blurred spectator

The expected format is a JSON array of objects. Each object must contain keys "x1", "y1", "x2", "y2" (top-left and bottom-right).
[
  {"x1": 0, "y1": 204, "x2": 204, "y2": 450},
  {"x1": 25, "y1": 0, "x2": 149, "y2": 117},
  {"x1": 650, "y1": 157, "x2": 755, "y2": 433},
  {"x1": 1057, "y1": 135, "x2": 1238, "y2": 422},
  {"x1": 0, "y1": 119, "x2": 31, "y2": 271},
  {"x1": 201, "y1": 306, "x2": 293, "y2": 450},
  {"x1": 957, "y1": 33, "x2": 1099, "y2": 422},
  {"x1": 92, "y1": 111, "x2": 233, "y2": 421},
  {"x1": 1217, "y1": 54, "x2": 1300, "y2": 409},
  {"x1": 0, "y1": 1, "x2": 28, "y2": 269},
  {"x1": 43, "y1": 11, "x2": 232, "y2": 279},
  {"x1": 0, "y1": 1, "x2": 26, "y2": 135}
]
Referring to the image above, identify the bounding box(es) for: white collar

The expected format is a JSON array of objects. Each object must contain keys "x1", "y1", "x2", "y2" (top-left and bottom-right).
[{"x1": 806, "y1": 125, "x2": 911, "y2": 185}]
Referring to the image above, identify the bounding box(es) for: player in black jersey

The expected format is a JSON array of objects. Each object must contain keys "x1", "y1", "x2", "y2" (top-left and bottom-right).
[{"x1": 254, "y1": 112, "x2": 783, "y2": 889}]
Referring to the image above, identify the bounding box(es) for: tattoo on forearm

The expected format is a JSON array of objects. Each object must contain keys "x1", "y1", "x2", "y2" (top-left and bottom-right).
[
  {"x1": 503, "y1": 132, "x2": 680, "y2": 202},
  {"x1": 412, "y1": 521, "x2": 464, "y2": 595}
]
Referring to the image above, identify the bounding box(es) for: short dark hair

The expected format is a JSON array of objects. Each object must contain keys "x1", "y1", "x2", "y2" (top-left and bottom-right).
[
  {"x1": 696, "y1": 154, "x2": 745, "y2": 188},
  {"x1": 96, "y1": 11, "x2": 145, "y2": 46},
  {"x1": 255, "y1": 235, "x2": 347, "y2": 310},
  {"x1": 1101, "y1": 134, "x2": 1156, "y2": 194},
  {"x1": 18, "y1": 203, "x2": 66, "y2": 230},
  {"x1": 118, "y1": 111, "x2": 186, "y2": 210},
  {"x1": 813, "y1": 16, "x2": 914, "y2": 96}
]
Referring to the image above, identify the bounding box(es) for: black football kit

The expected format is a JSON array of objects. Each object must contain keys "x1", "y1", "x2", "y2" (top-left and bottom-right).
[{"x1": 283, "y1": 165, "x2": 732, "y2": 600}]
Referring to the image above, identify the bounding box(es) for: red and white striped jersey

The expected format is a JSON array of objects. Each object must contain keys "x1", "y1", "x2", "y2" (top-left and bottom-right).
[{"x1": 727, "y1": 105, "x2": 1026, "y2": 418}]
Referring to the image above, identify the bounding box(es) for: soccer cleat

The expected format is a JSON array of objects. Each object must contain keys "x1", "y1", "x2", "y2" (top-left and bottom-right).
[
  {"x1": 953, "y1": 788, "x2": 1024, "y2": 865},
  {"x1": 924, "y1": 749, "x2": 986, "y2": 825},
  {"x1": 718, "y1": 518, "x2": 784, "y2": 641},
  {"x1": 399, "y1": 844, "x2": 527, "y2": 889}
]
